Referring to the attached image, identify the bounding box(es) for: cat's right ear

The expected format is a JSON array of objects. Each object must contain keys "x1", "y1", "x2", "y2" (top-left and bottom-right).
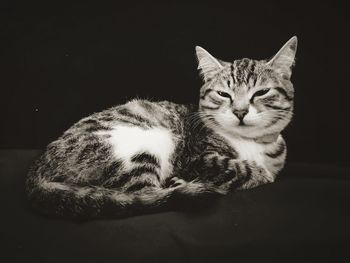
[
  {"x1": 266, "y1": 36, "x2": 298, "y2": 79},
  {"x1": 195, "y1": 46, "x2": 223, "y2": 81}
]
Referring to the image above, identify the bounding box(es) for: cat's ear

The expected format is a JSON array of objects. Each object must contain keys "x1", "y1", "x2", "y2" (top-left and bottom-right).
[
  {"x1": 267, "y1": 36, "x2": 298, "y2": 79},
  {"x1": 195, "y1": 46, "x2": 223, "y2": 81}
]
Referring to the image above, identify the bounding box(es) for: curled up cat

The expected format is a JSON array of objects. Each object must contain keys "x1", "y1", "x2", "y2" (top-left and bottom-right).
[{"x1": 26, "y1": 37, "x2": 297, "y2": 219}]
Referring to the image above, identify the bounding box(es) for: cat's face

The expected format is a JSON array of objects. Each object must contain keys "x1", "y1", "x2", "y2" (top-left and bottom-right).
[{"x1": 196, "y1": 37, "x2": 297, "y2": 139}]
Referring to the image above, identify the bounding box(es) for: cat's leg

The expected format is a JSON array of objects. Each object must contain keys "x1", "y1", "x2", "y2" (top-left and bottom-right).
[
  {"x1": 167, "y1": 176, "x2": 228, "y2": 195},
  {"x1": 196, "y1": 152, "x2": 274, "y2": 191},
  {"x1": 169, "y1": 151, "x2": 248, "y2": 195},
  {"x1": 226, "y1": 159, "x2": 274, "y2": 190},
  {"x1": 198, "y1": 152, "x2": 249, "y2": 190}
]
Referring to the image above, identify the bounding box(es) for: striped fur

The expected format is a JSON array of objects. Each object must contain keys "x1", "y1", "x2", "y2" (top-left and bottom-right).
[{"x1": 26, "y1": 37, "x2": 297, "y2": 219}]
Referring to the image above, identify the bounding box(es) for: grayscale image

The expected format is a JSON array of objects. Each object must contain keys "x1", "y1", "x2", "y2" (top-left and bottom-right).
[{"x1": 1, "y1": 1, "x2": 349, "y2": 263}]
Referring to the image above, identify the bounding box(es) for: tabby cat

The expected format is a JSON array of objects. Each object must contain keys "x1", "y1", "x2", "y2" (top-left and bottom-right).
[{"x1": 26, "y1": 37, "x2": 297, "y2": 219}]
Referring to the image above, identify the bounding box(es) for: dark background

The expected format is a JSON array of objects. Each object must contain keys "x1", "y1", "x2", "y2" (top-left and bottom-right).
[{"x1": 1, "y1": 0, "x2": 349, "y2": 164}]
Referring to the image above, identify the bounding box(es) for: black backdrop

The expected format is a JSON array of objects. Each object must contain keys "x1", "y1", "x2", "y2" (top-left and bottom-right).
[{"x1": 2, "y1": 0, "x2": 349, "y2": 164}]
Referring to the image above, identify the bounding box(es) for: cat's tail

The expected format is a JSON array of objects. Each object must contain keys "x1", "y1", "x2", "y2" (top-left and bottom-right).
[{"x1": 25, "y1": 170, "x2": 226, "y2": 219}]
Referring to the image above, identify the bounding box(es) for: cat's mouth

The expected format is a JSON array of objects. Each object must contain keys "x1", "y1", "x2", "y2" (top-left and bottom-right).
[{"x1": 238, "y1": 120, "x2": 252, "y2": 127}]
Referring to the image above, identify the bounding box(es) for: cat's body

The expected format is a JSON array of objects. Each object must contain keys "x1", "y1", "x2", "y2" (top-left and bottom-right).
[{"x1": 26, "y1": 37, "x2": 297, "y2": 218}]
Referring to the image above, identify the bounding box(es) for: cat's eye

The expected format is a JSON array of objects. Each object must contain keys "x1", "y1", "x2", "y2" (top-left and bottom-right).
[
  {"x1": 253, "y1": 89, "x2": 270, "y2": 97},
  {"x1": 251, "y1": 89, "x2": 270, "y2": 101},
  {"x1": 253, "y1": 88, "x2": 270, "y2": 97},
  {"x1": 217, "y1": 91, "x2": 231, "y2": 99}
]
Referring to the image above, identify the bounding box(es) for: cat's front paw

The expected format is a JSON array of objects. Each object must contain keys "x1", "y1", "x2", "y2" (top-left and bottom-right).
[
  {"x1": 237, "y1": 162, "x2": 275, "y2": 190},
  {"x1": 168, "y1": 177, "x2": 187, "y2": 188},
  {"x1": 263, "y1": 172, "x2": 275, "y2": 183},
  {"x1": 205, "y1": 160, "x2": 248, "y2": 189},
  {"x1": 225, "y1": 160, "x2": 248, "y2": 181}
]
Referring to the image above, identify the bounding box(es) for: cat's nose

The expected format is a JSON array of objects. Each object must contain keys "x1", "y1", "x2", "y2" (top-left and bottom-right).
[{"x1": 233, "y1": 109, "x2": 248, "y2": 121}]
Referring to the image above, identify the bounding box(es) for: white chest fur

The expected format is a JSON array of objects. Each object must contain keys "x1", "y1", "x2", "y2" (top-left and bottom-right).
[{"x1": 217, "y1": 132, "x2": 266, "y2": 167}]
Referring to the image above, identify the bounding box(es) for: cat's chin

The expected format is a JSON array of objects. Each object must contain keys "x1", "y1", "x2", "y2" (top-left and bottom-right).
[
  {"x1": 214, "y1": 122, "x2": 257, "y2": 138},
  {"x1": 219, "y1": 122, "x2": 277, "y2": 139},
  {"x1": 230, "y1": 127, "x2": 265, "y2": 139}
]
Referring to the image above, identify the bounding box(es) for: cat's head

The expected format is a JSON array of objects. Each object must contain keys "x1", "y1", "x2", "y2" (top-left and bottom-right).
[{"x1": 195, "y1": 36, "x2": 297, "y2": 139}]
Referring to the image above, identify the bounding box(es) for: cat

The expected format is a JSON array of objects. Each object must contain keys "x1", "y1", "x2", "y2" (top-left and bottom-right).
[{"x1": 26, "y1": 36, "x2": 297, "y2": 219}]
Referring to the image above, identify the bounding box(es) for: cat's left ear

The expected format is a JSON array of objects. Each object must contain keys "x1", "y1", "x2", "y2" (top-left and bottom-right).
[
  {"x1": 267, "y1": 36, "x2": 298, "y2": 79},
  {"x1": 195, "y1": 46, "x2": 223, "y2": 81}
]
